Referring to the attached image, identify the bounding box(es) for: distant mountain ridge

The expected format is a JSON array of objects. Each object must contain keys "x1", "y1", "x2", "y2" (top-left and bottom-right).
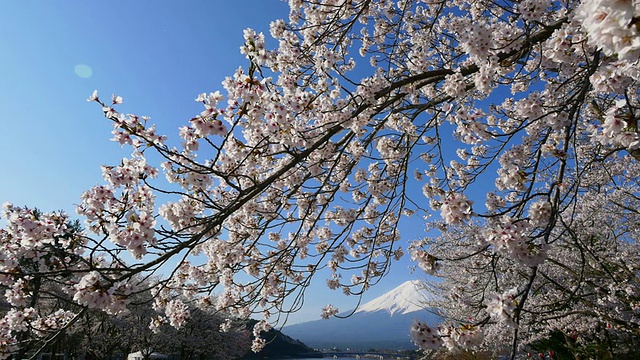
[{"x1": 282, "y1": 280, "x2": 441, "y2": 350}]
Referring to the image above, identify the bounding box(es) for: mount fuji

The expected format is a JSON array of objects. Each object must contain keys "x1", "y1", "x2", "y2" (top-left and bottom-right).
[{"x1": 281, "y1": 280, "x2": 441, "y2": 350}]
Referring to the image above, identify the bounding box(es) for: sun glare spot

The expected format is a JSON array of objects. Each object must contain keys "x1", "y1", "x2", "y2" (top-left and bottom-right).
[{"x1": 74, "y1": 64, "x2": 93, "y2": 78}]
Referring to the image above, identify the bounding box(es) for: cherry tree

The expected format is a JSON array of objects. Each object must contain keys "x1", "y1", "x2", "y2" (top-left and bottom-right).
[
  {"x1": 2, "y1": 0, "x2": 640, "y2": 359},
  {"x1": 0, "y1": 206, "x2": 91, "y2": 358},
  {"x1": 418, "y1": 153, "x2": 640, "y2": 357},
  {"x1": 76, "y1": 291, "x2": 250, "y2": 360}
]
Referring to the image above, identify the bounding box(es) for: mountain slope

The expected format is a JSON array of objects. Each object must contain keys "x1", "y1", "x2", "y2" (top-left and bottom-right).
[
  {"x1": 355, "y1": 280, "x2": 435, "y2": 315},
  {"x1": 282, "y1": 281, "x2": 441, "y2": 350}
]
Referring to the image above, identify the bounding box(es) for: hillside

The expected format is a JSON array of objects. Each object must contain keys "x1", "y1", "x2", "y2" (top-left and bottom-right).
[{"x1": 242, "y1": 319, "x2": 323, "y2": 359}]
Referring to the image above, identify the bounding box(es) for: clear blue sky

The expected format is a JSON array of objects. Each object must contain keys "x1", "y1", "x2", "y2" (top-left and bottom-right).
[{"x1": 0, "y1": 0, "x2": 422, "y2": 324}]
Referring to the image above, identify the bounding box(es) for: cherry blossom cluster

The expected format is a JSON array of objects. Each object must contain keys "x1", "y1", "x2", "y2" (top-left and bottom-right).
[
  {"x1": 3, "y1": 0, "x2": 640, "y2": 358},
  {"x1": 410, "y1": 320, "x2": 443, "y2": 350},
  {"x1": 592, "y1": 99, "x2": 640, "y2": 151},
  {"x1": 0, "y1": 307, "x2": 78, "y2": 360},
  {"x1": 576, "y1": 0, "x2": 640, "y2": 62},
  {"x1": 75, "y1": 137, "x2": 159, "y2": 258},
  {"x1": 0, "y1": 309, "x2": 31, "y2": 359},
  {"x1": 320, "y1": 304, "x2": 339, "y2": 319},
  {"x1": 485, "y1": 288, "x2": 519, "y2": 329},
  {"x1": 30, "y1": 310, "x2": 77, "y2": 337},
  {"x1": 73, "y1": 271, "x2": 134, "y2": 315},
  {"x1": 87, "y1": 91, "x2": 167, "y2": 149},
  {"x1": 527, "y1": 200, "x2": 553, "y2": 227},
  {"x1": 438, "y1": 193, "x2": 474, "y2": 225},
  {"x1": 1, "y1": 202, "x2": 71, "y2": 255},
  {"x1": 409, "y1": 248, "x2": 440, "y2": 275},
  {"x1": 190, "y1": 91, "x2": 228, "y2": 138},
  {"x1": 165, "y1": 299, "x2": 190, "y2": 328},
  {"x1": 250, "y1": 320, "x2": 271, "y2": 352},
  {"x1": 240, "y1": 28, "x2": 272, "y2": 66},
  {"x1": 0, "y1": 203, "x2": 91, "y2": 357},
  {"x1": 0, "y1": 324, "x2": 18, "y2": 360},
  {"x1": 440, "y1": 324, "x2": 484, "y2": 352},
  {"x1": 485, "y1": 217, "x2": 548, "y2": 266}
]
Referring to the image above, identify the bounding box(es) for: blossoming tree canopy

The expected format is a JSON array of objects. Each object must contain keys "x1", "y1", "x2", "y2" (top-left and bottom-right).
[{"x1": 2, "y1": 0, "x2": 640, "y2": 358}]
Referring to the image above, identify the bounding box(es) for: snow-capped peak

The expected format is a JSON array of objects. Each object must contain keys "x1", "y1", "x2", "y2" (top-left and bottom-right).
[{"x1": 355, "y1": 280, "x2": 432, "y2": 316}]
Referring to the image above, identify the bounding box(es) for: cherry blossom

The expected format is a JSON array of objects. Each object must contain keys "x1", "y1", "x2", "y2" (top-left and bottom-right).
[
  {"x1": 3, "y1": 0, "x2": 640, "y2": 358},
  {"x1": 410, "y1": 320, "x2": 443, "y2": 350},
  {"x1": 485, "y1": 288, "x2": 519, "y2": 329},
  {"x1": 321, "y1": 305, "x2": 339, "y2": 319}
]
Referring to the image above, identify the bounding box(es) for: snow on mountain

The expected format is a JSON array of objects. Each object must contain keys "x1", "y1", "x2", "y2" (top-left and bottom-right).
[
  {"x1": 281, "y1": 280, "x2": 441, "y2": 350},
  {"x1": 355, "y1": 280, "x2": 433, "y2": 315}
]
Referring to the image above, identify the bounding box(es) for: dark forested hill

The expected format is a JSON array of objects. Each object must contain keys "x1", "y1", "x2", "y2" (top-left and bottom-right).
[{"x1": 242, "y1": 319, "x2": 322, "y2": 359}]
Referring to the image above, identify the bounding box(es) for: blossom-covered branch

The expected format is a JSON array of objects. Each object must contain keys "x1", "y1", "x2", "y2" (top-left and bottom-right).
[{"x1": 2, "y1": 0, "x2": 640, "y2": 359}]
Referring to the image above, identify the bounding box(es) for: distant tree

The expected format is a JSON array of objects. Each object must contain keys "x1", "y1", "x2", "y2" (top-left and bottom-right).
[
  {"x1": 76, "y1": 308, "x2": 124, "y2": 360},
  {"x1": 159, "y1": 306, "x2": 251, "y2": 360},
  {"x1": 76, "y1": 288, "x2": 251, "y2": 360},
  {"x1": 0, "y1": 207, "x2": 90, "y2": 358},
  {"x1": 2, "y1": 0, "x2": 640, "y2": 359}
]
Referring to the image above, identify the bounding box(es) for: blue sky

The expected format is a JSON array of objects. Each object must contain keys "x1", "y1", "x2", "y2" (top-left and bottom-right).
[{"x1": 0, "y1": 1, "x2": 424, "y2": 324}]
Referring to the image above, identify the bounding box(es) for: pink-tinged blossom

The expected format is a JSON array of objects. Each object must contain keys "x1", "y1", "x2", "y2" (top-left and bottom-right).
[
  {"x1": 87, "y1": 89, "x2": 99, "y2": 102},
  {"x1": 190, "y1": 117, "x2": 228, "y2": 137},
  {"x1": 4, "y1": 278, "x2": 29, "y2": 307},
  {"x1": 31, "y1": 310, "x2": 76, "y2": 337},
  {"x1": 575, "y1": 0, "x2": 640, "y2": 61},
  {"x1": 439, "y1": 193, "x2": 474, "y2": 224},
  {"x1": 592, "y1": 98, "x2": 640, "y2": 152},
  {"x1": 528, "y1": 200, "x2": 553, "y2": 227},
  {"x1": 165, "y1": 299, "x2": 190, "y2": 328},
  {"x1": 4, "y1": 307, "x2": 35, "y2": 332},
  {"x1": 248, "y1": 319, "x2": 271, "y2": 352},
  {"x1": 410, "y1": 320, "x2": 443, "y2": 350},
  {"x1": 441, "y1": 324, "x2": 484, "y2": 351},
  {"x1": 0, "y1": 325, "x2": 20, "y2": 359},
  {"x1": 321, "y1": 304, "x2": 339, "y2": 319},
  {"x1": 111, "y1": 94, "x2": 123, "y2": 105},
  {"x1": 0, "y1": 322, "x2": 18, "y2": 360},
  {"x1": 602, "y1": 113, "x2": 628, "y2": 139},
  {"x1": 485, "y1": 217, "x2": 548, "y2": 266},
  {"x1": 410, "y1": 249, "x2": 440, "y2": 275},
  {"x1": 251, "y1": 337, "x2": 266, "y2": 353},
  {"x1": 517, "y1": 0, "x2": 551, "y2": 22},
  {"x1": 73, "y1": 272, "x2": 132, "y2": 314},
  {"x1": 73, "y1": 271, "x2": 111, "y2": 309},
  {"x1": 485, "y1": 288, "x2": 519, "y2": 328}
]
